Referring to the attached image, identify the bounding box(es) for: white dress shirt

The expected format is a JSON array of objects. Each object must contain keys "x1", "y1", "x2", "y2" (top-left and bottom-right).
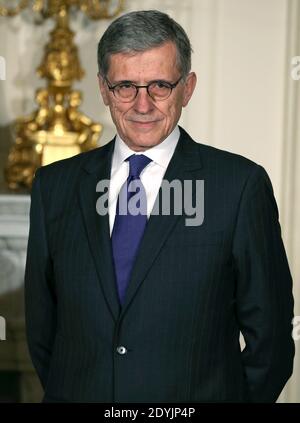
[{"x1": 109, "y1": 125, "x2": 180, "y2": 235}]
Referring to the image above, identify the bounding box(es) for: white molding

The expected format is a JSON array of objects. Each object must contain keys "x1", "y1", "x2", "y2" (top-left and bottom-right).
[
  {"x1": 0, "y1": 195, "x2": 30, "y2": 238},
  {"x1": 278, "y1": 0, "x2": 300, "y2": 403}
]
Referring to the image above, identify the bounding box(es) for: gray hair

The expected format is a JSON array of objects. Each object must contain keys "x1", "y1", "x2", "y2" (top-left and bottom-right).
[{"x1": 97, "y1": 10, "x2": 192, "y2": 78}]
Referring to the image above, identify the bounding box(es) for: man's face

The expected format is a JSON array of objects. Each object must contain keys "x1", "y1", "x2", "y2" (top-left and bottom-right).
[{"x1": 99, "y1": 41, "x2": 197, "y2": 151}]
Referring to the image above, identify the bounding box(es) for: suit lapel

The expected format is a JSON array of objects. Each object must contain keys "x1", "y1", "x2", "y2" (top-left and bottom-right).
[
  {"x1": 121, "y1": 128, "x2": 203, "y2": 317},
  {"x1": 78, "y1": 140, "x2": 121, "y2": 322},
  {"x1": 77, "y1": 129, "x2": 203, "y2": 320}
]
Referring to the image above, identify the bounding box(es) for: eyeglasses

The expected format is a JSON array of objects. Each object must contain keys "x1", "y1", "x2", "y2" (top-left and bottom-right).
[{"x1": 104, "y1": 76, "x2": 183, "y2": 102}]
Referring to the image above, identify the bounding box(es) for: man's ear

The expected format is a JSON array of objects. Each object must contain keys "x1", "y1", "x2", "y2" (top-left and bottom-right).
[
  {"x1": 182, "y1": 72, "x2": 197, "y2": 107},
  {"x1": 98, "y1": 74, "x2": 110, "y2": 106}
]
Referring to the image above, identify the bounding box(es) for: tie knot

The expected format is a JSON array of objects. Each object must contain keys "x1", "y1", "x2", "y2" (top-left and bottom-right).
[{"x1": 126, "y1": 154, "x2": 152, "y2": 178}]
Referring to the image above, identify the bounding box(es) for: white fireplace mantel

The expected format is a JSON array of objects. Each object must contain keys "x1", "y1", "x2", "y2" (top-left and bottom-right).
[
  {"x1": 0, "y1": 194, "x2": 43, "y2": 402},
  {"x1": 0, "y1": 195, "x2": 30, "y2": 296},
  {"x1": 0, "y1": 195, "x2": 30, "y2": 237}
]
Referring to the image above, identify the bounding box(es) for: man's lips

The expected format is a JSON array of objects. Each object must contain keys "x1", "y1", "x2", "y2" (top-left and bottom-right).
[{"x1": 128, "y1": 119, "x2": 162, "y2": 127}]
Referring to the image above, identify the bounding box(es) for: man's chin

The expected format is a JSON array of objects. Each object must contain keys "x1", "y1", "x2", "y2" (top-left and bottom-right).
[
  {"x1": 129, "y1": 140, "x2": 161, "y2": 151},
  {"x1": 124, "y1": 135, "x2": 163, "y2": 151},
  {"x1": 123, "y1": 127, "x2": 165, "y2": 150}
]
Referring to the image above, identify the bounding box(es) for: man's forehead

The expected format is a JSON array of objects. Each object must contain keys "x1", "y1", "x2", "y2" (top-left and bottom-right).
[
  {"x1": 107, "y1": 42, "x2": 179, "y2": 81},
  {"x1": 109, "y1": 41, "x2": 177, "y2": 61}
]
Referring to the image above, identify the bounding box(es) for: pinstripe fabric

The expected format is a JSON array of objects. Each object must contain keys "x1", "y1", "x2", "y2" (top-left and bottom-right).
[{"x1": 24, "y1": 127, "x2": 294, "y2": 403}]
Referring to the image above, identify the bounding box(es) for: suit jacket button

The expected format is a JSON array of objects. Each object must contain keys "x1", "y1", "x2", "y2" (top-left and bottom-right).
[{"x1": 116, "y1": 346, "x2": 127, "y2": 355}]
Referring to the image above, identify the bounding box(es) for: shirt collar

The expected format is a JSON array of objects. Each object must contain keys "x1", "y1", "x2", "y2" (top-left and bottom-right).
[{"x1": 113, "y1": 125, "x2": 180, "y2": 170}]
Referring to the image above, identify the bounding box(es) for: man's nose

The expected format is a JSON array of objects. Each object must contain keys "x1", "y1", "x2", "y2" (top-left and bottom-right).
[{"x1": 133, "y1": 88, "x2": 154, "y2": 113}]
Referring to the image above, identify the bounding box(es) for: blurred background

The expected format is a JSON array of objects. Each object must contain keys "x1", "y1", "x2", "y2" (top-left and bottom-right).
[{"x1": 0, "y1": 0, "x2": 299, "y2": 402}]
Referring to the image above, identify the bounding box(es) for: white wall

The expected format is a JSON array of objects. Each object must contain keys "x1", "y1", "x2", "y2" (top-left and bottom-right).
[
  {"x1": 0, "y1": 0, "x2": 299, "y2": 402},
  {"x1": 277, "y1": 0, "x2": 300, "y2": 403},
  {"x1": 0, "y1": 0, "x2": 289, "y2": 194}
]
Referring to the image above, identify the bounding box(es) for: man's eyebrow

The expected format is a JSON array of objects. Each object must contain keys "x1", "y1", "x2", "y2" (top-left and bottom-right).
[
  {"x1": 110, "y1": 79, "x2": 135, "y2": 85},
  {"x1": 111, "y1": 78, "x2": 171, "y2": 85}
]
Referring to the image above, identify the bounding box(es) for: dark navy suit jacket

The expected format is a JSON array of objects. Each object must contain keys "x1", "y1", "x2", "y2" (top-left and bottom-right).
[{"x1": 25, "y1": 127, "x2": 294, "y2": 402}]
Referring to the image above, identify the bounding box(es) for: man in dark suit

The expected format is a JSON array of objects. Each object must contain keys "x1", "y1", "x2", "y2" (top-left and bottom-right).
[{"x1": 25, "y1": 10, "x2": 294, "y2": 403}]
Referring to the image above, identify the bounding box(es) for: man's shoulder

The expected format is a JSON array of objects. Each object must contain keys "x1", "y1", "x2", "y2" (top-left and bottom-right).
[
  {"x1": 181, "y1": 127, "x2": 261, "y2": 176},
  {"x1": 36, "y1": 139, "x2": 113, "y2": 182},
  {"x1": 198, "y1": 141, "x2": 257, "y2": 171},
  {"x1": 179, "y1": 128, "x2": 271, "y2": 196},
  {"x1": 32, "y1": 140, "x2": 114, "y2": 211}
]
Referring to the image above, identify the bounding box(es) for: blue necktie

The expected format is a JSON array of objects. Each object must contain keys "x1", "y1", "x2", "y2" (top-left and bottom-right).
[{"x1": 112, "y1": 154, "x2": 152, "y2": 304}]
